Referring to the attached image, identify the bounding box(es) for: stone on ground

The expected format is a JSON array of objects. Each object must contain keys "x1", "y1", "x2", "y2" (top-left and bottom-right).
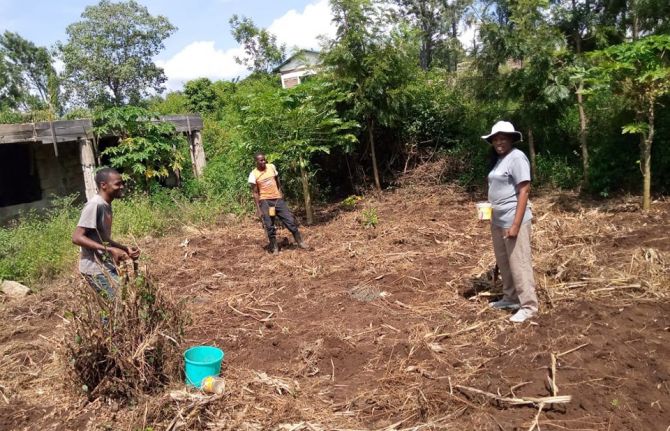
[{"x1": 1, "y1": 280, "x2": 30, "y2": 298}]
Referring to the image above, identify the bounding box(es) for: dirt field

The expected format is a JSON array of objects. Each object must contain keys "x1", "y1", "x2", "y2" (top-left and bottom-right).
[{"x1": 1, "y1": 163, "x2": 669, "y2": 430}]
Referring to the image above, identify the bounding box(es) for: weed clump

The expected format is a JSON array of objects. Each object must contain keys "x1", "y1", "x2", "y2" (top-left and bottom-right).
[{"x1": 65, "y1": 266, "x2": 187, "y2": 401}]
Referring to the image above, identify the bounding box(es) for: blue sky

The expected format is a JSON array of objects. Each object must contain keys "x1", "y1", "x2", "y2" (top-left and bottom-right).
[{"x1": 0, "y1": 0, "x2": 336, "y2": 89}]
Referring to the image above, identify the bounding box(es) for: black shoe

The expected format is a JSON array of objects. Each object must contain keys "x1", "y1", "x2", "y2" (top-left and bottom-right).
[
  {"x1": 293, "y1": 232, "x2": 309, "y2": 249},
  {"x1": 269, "y1": 238, "x2": 279, "y2": 255}
]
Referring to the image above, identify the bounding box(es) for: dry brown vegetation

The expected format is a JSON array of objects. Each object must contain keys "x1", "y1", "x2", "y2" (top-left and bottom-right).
[
  {"x1": 66, "y1": 267, "x2": 186, "y2": 401},
  {"x1": 1, "y1": 160, "x2": 669, "y2": 430}
]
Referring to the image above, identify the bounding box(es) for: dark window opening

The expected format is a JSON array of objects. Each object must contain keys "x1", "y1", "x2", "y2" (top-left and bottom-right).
[
  {"x1": 0, "y1": 144, "x2": 42, "y2": 207},
  {"x1": 96, "y1": 136, "x2": 119, "y2": 168}
]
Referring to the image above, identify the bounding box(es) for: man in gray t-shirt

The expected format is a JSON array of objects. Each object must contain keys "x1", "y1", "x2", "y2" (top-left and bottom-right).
[{"x1": 72, "y1": 168, "x2": 139, "y2": 297}]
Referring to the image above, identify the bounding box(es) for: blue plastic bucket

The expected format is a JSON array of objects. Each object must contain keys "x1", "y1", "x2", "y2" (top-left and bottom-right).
[{"x1": 184, "y1": 346, "x2": 224, "y2": 387}]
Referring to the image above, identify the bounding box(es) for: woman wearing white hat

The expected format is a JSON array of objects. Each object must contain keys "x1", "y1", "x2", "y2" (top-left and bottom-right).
[{"x1": 483, "y1": 121, "x2": 538, "y2": 323}]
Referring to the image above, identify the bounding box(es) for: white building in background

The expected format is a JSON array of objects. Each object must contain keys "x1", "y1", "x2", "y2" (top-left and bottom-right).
[{"x1": 275, "y1": 50, "x2": 321, "y2": 89}]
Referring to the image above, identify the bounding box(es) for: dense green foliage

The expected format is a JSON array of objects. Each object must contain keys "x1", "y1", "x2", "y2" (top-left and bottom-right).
[
  {"x1": 94, "y1": 106, "x2": 187, "y2": 189},
  {"x1": 0, "y1": 31, "x2": 60, "y2": 113}
]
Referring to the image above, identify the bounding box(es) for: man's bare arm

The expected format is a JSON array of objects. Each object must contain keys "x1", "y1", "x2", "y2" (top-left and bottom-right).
[
  {"x1": 250, "y1": 184, "x2": 261, "y2": 216},
  {"x1": 72, "y1": 226, "x2": 129, "y2": 262}
]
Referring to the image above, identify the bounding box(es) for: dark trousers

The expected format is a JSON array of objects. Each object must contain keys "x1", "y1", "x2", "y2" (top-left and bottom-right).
[{"x1": 260, "y1": 199, "x2": 299, "y2": 240}]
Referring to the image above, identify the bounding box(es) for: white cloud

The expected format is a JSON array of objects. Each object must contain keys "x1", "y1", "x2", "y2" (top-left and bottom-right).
[
  {"x1": 268, "y1": 0, "x2": 336, "y2": 52},
  {"x1": 155, "y1": 1, "x2": 336, "y2": 91},
  {"x1": 155, "y1": 41, "x2": 247, "y2": 91}
]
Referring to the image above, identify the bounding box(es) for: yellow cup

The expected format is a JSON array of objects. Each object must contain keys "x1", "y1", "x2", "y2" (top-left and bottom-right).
[
  {"x1": 268, "y1": 206, "x2": 276, "y2": 217},
  {"x1": 476, "y1": 202, "x2": 492, "y2": 221},
  {"x1": 201, "y1": 376, "x2": 225, "y2": 395}
]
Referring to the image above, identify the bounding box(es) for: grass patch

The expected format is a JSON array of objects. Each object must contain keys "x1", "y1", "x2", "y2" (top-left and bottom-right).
[
  {"x1": 0, "y1": 189, "x2": 229, "y2": 285},
  {"x1": 0, "y1": 195, "x2": 80, "y2": 284}
]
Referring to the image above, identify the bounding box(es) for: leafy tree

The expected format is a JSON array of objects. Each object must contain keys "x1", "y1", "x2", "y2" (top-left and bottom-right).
[
  {"x1": 146, "y1": 91, "x2": 189, "y2": 115},
  {"x1": 58, "y1": 0, "x2": 176, "y2": 108},
  {"x1": 94, "y1": 106, "x2": 186, "y2": 189},
  {"x1": 564, "y1": 62, "x2": 592, "y2": 189},
  {"x1": 589, "y1": 35, "x2": 670, "y2": 210},
  {"x1": 393, "y1": 0, "x2": 470, "y2": 71},
  {"x1": 239, "y1": 79, "x2": 358, "y2": 224},
  {"x1": 183, "y1": 78, "x2": 218, "y2": 115},
  {"x1": 0, "y1": 52, "x2": 22, "y2": 110},
  {"x1": 477, "y1": 0, "x2": 568, "y2": 179},
  {"x1": 550, "y1": 0, "x2": 669, "y2": 44},
  {"x1": 324, "y1": 0, "x2": 419, "y2": 191},
  {"x1": 229, "y1": 15, "x2": 286, "y2": 74},
  {"x1": 0, "y1": 31, "x2": 60, "y2": 112},
  {"x1": 548, "y1": 0, "x2": 662, "y2": 190}
]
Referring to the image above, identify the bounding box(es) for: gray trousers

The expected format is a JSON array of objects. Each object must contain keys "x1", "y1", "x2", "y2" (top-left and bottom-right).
[{"x1": 491, "y1": 221, "x2": 538, "y2": 313}]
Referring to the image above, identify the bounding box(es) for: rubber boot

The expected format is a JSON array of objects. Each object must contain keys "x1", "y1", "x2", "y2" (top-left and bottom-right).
[
  {"x1": 293, "y1": 231, "x2": 309, "y2": 249},
  {"x1": 269, "y1": 237, "x2": 279, "y2": 255}
]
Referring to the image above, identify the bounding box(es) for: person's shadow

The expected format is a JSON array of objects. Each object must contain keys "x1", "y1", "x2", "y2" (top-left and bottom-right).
[{"x1": 461, "y1": 264, "x2": 502, "y2": 300}]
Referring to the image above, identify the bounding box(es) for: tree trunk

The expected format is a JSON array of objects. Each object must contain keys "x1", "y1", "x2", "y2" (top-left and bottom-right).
[
  {"x1": 345, "y1": 154, "x2": 355, "y2": 192},
  {"x1": 631, "y1": 0, "x2": 639, "y2": 41},
  {"x1": 368, "y1": 117, "x2": 381, "y2": 192},
  {"x1": 451, "y1": 19, "x2": 459, "y2": 72},
  {"x1": 576, "y1": 82, "x2": 589, "y2": 190},
  {"x1": 80, "y1": 139, "x2": 98, "y2": 201},
  {"x1": 420, "y1": 37, "x2": 432, "y2": 70},
  {"x1": 571, "y1": 0, "x2": 582, "y2": 53},
  {"x1": 642, "y1": 105, "x2": 655, "y2": 211},
  {"x1": 299, "y1": 156, "x2": 314, "y2": 225},
  {"x1": 527, "y1": 128, "x2": 537, "y2": 180}
]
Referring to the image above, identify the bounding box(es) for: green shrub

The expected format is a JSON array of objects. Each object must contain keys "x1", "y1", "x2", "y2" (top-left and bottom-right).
[
  {"x1": 535, "y1": 153, "x2": 581, "y2": 189},
  {"x1": 361, "y1": 207, "x2": 379, "y2": 228},
  {"x1": 341, "y1": 195, "x2": 362, "y2": 210},
  {"x1": 0, "y1": 194, "x2": 80, "y2": 283}
]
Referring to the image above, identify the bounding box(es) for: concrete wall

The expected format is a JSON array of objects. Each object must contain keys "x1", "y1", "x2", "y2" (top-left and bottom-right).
[{"x1": 0, "y1": 141, "x2": 86, "y2": 222}]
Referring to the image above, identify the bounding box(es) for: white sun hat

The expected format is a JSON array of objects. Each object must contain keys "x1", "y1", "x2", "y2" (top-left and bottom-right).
[{"x1": 481, "y1": 121, "x2": 523, "y2": 143}]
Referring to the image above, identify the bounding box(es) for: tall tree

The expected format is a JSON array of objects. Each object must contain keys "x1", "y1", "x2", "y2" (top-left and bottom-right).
[
  {"x1": 395, "y1": 0, "x2": 439, "y2": 70},
  {"x1": 393, "y1": 0, "x2": 470, "y2": 71},
  {"x1": 325, "y1": 0, "x2": 418, "y2": 191},
  {"x1": 0, "y1": 52, "x2": 23, "y2": 111},
  {"x1": 477, "y1": 0, "x2": 568, "y2": 179},
  {"x1": 550, "y1": 0, "x2": 604, "y2": 190},
  {"x1": 183, "y1": 78, "x2": 218, "y2": 115},
  {"x1": 589, "y1": 35, "x2": 670, "y2": 210},
  {"x1": 229, "y1": 15, "x2": 286, "y2": 74},
  {"x1": 239, "y1": 79, "x2": 358, "y2": 224},
  {"x1": 0, "y1": 31, "x2": 60, "y2": 112},
  {"x1": 58, "y1": 0, "x2": 176, "y2": 108}
]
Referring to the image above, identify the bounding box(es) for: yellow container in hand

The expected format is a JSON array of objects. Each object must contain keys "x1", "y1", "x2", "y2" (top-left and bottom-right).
[{"x1": 476, "y1": 202, "x2": 492, "y2": 221}]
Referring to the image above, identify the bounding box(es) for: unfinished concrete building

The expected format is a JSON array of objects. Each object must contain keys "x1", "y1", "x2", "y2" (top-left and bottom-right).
[{"x1": 0, "y1": 115, "x2": 205, "y2": 223}]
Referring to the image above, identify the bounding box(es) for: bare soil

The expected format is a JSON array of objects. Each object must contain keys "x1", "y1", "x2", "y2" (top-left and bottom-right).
[{"x1": 1, "y1": 164, "x2": 669, "y2": 430}]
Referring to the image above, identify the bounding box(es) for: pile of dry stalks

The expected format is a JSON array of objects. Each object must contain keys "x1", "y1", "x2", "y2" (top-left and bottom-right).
[{"x1": 66, "y1": 264, "x2": 187, "y2": 401}]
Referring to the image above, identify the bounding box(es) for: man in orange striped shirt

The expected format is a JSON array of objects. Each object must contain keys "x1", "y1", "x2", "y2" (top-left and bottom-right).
[{"x1": 248, "y1": 153, "x2": 308, "y2": 254}]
